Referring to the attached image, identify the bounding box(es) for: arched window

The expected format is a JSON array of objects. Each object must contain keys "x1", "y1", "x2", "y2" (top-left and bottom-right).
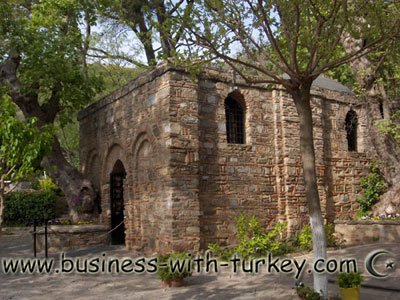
[
  {"x1": 225, "y1": 95, "x2": 245, "y2": 144},
  {"x1": 345, "y1": 109, "x2": 358, "y2": 152}
]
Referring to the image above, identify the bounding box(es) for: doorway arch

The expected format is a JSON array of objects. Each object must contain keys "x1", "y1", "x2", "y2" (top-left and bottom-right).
[{"x1": 110, "y1": 160, "x2": 126, "y2": 245}]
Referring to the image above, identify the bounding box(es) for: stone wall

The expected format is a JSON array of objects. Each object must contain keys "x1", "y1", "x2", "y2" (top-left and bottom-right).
[
  {"x1": 335, "y1": 220, "x2": 400, "y2": 245},
  {"x1": 34, "y1": 225, "x2": 109, "y2": 253},
  {"x1": 80, "y1": 67, "x2": 174, "y2": 253},
  {"x1": 79, "y1": 63, "x2": 371, "y2": 253}
]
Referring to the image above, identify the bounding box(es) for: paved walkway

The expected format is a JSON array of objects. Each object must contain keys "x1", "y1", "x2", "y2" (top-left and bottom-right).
[{"x1": 1, "y1": 229, "x2": 399, "y2": 300}]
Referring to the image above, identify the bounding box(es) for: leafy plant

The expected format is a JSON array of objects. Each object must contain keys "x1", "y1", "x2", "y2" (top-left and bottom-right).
[
  {"x1": 357, "y1": 161, "x2": 385, "y2": 214},
  {"x1": 207, "y1": 243, "x2": 236, "y2": 262},
  {"x1": 208, "y1": 212, "x2": 290, "y2": 259},
  {"x1": 157, "y1": 252, "x2": 192, "y2": 282},
  {"x1": 336, "y1": 272, "x2": 364, "y2": 288},
  {"x1": 0, "y1": 92, "x2": 54, "y2": 229},
  {"x1": 297, "y1": 223, "x2": 339, "y2": 251},
  {"x1": 38, "y1": 177, "x2": 60, "y2": 194},
  {"x1": 376, "y1": 109, "x2": 400, "y2": 146},
  {"x1": 3, "y1": 191, "x2": 57, "y2": 226},
  {"x1": 295, "y1": 282, "x2": 321, "y2": 300}
]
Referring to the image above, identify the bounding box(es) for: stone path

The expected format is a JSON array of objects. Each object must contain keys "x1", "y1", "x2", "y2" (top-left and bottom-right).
[{"x1": 1, "y1": 229, "x2": 399, "y2": 300}]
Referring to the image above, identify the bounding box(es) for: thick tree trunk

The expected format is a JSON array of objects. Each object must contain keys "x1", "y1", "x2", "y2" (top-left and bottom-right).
[
  {"x1": 42, "y1": 138, "x2": 98, "y2": 222},
  {"x1": 1, "y1": 52, "x2": 98, "y2": 222},
  {"x1": 292, "y1": 87, "x2": 328, "y2": 297}
]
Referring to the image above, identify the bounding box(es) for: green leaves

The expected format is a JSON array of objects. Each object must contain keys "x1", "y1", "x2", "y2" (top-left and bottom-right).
[
  {"x1": 0, "y1": 92, "x2": 54, "y2": 183},
  {"x1": 336, "y1": 272, "x2": 363, "y2": 289},
  {"x1": 3, "y1": 191, "x2": 57, "y2": 226},
  {"x1": 209, "y1": 211, "x2": 289, "y2": 259},
  {"x1": 156, "y1": 252, "x2": 192, "y2": 282},
  {"x1": 376, "y1": 109, "x2": 400, "y2": 146},
  {"x1": 357, "y1": 161, "x2": 385, "y2": 213},
  {"x1": 2, "y1": 0, "x2": 103, "y2": 114}
]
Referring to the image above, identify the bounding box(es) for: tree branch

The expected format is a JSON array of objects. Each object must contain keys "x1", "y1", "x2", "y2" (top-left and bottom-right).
[{"x1": 88, "y1": 47, "x2": 148, "y2": 68}]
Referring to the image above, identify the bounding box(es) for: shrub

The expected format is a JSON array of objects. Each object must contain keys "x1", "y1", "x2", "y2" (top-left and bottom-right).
[
  {"x1": 207, "y1": 243, "x2": 236, "y2": 261},
  {"x1": 38, "y1": 177, "x2": 60, "y2": 194},
  {"x1": 297, "y1": 223, "x2": 339, "y2": 251},
  {"x1": 3, "y1": 191, "x2": 57, "y2": 226},
  {"x1": 376, "y1": 109, "x2": 400, "y2": 146},
  {"x1": 157, "y1": 252, "x2": 192, "y2": 282},
  {"x1": 357, "y1": 161, "x2": 385, "y2": 214},
  {"x1": 336, "y1": 272, "x2": 363, "y2": 288},
  {"x1": 208, "y1": 211, "x2": 290, "y2": 259}
]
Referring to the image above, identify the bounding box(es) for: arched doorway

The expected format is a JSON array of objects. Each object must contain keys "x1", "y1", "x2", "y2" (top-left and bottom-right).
[{"x1": 110, "y1": 160, "x2": 126, "y2": 245}]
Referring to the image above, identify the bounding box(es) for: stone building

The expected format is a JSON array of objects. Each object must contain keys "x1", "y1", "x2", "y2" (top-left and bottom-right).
[{"x1": 78, "y1": 63, "x2": 369, "y2": 254}]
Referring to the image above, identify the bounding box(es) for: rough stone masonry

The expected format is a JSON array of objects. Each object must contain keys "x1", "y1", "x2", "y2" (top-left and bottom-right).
[{"x1": 78, "y1": 62, "x2": 370, "y2": 254}]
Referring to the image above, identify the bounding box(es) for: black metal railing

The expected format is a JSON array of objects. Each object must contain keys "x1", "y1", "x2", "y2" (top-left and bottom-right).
[{"x1": 32, "y1": 219, "x2": 48, "y2": 258}]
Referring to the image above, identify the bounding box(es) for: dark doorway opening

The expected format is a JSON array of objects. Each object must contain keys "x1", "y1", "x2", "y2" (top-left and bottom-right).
[
  {"x1": 345, "y1": 109, "x2": 358, "y2": 152},
  {"x1": 110, "y1": 160, "x2": 126, "y2": 245}
]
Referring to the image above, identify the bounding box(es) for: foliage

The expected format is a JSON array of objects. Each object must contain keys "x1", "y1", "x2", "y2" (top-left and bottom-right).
[
  {"x1": 0, "y1": 0, "x2": 106, "y2": 219},
  {"x1": 376, "y1": 109, "x2": 400, "y2": 147},
  {"x1": 336, "y1": 272, "x2": 364, "y2": 288},
  {"x1": 93, "y1": 0, "x2": 193, "y2": 65},
  {"x1": 295, "y1": 282, "x2": 321, "y2": 300},
  {"x1": 88, "y1": 63, "x2": 145, "y2": 100},
  {"x1": 296, "y1": 223, "x2": 339, "y2": 251},
  {"x1": 0, "y1": 91, "x2": 54, "y2": 227},
  {"x1": 234, "y1": 212, "x2": 288, "y2": 258},
  {"x1": 0, "y1": 94, "x2": 54, "y2": 183},
  {"x1": 38, "y1": 177, "x2": 60, "y2": 194},
  {"x1": 207, "y1": 243, "x2": 236, "y2": 262},
  {"x1": 3, "y1": 191, "x2": 57, "y2": 226},
  {"x1": 51, "y1": 63, "x2": 143, "y2": 169},
  {"x1": 0, "y1": 0, "x2": 104, "y2": 124},
  {"x1": 157, "y1": 252, "x2": 192, "y2": 282},
  {"x1": 208, "y1": 212, "x2": 290, "y2": 259},
  {"x1": 357, "y1": 161, "x2": 385, "y2": 214}
]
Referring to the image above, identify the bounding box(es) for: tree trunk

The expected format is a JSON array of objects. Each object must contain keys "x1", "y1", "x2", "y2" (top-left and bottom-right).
[
  {"x1": 0, "y1": 52, "x2": 98, "y2": 222},
  {"x1": 42, "y1": 138, "x2": 98, "y2": 222},
  {"x1": 292, "y1": 87, "x2": 328, "y2": 297}
]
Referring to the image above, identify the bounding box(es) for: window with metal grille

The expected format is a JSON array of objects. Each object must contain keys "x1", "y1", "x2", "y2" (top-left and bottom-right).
[
  {"x1": 225, "y1": 96, "x2": 245, "y2": 144},
  {"x1": 345, "y1": 110, "x2": 358, "y2": 151}
]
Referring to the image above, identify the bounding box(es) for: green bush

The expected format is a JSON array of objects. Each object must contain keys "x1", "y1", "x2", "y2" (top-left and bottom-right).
[
  {"x1": 3, "y1": 191, "x2": 57, "y2": 226},
  {"x1": 38, "y1": 177, "x2": 60, "y2": 194},
  {"x1": 208, "y1": 211, "x2": 290, "y2": 259},
  {"x1": 297, "y1": 223, "x2": 339, "y2": 251},
  {"x1": 157, "y1": 252, "x2": 192, "y2": 282},
  {"x1": 207, "y1": 243, "x2": 236, "y2": 261},
  {"x1": 336, "y1": 272, "x2": 363, "y2": 288},
  {"x1": 357, "y1": 161, "x2": 385, "y2": 214},
  {"x1": 376, "y1": 109, "x2": 400, "y2": 146}
]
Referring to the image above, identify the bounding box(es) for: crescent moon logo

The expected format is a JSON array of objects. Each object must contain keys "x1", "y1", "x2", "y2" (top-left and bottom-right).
[{"x1": 365, "y1": 250, "x2": 395, "y2": 278}]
